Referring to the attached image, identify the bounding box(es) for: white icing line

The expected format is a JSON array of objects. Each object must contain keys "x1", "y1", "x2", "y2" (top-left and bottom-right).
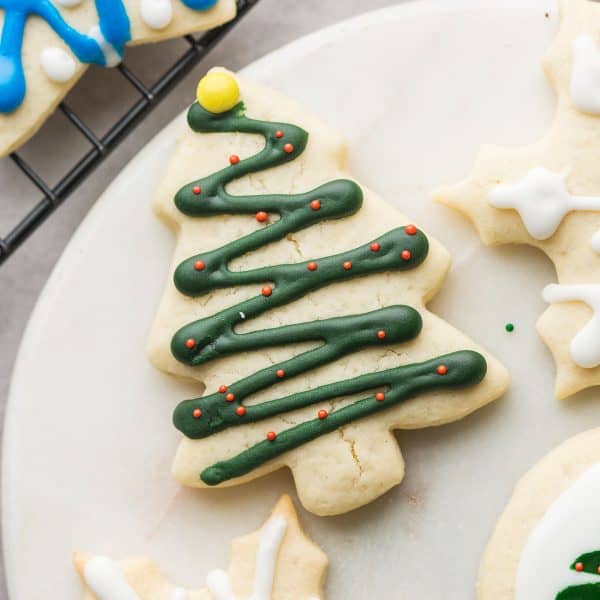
[
  {"x1": 40, "y1": 47, "x2": 77, "y2": 83},
  {"x1": 55, "y1": 0, "x2": 82, "y2": 6},
  {"x1": 516, "y1": 463, "x2": 600, "y2": 599},
  {"x1": 206, "y1": 515, "x2": 287, "y2": 600},
  {"x1": 571, "y1": 34, "x2": 600, "y2": 115},
  {"x1": 173, "y1": 587, "x2": 188, "y2": 600},
  {"x1": 488, "y1": 167, "x2": 600, "y2": 243},
  {"x1": 543, "y1": 283, "x2": 600, "y2": 368},
  {"x1": 84, "y1": 556, "x2": 140, "y2": 600},
  {"x1": 140, "y1": 0, "x2": 174, "y2": 30},
  {"x1": 88, "y1": 25, "x2": 123, "y2": 67},
  {"x1": 250, "y1": 515, "x2": 287, "y2": 600},
  {"x1": 206, "y1": 569, "x2": 237, "y2": 600}
]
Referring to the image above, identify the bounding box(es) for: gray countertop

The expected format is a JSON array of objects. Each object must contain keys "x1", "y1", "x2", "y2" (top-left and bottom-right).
[{"x1": 0, "y1": 1, "x2": 407, "y2": 597}]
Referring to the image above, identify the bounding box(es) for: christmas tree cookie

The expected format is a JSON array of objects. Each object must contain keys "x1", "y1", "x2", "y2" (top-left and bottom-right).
[
  {"x1": 0, "y1": 0, "x2": 236, "y2": 157},
  {"x1": 74, "y1": 495, "x2": 327, "y2": 599},
  {"x1": 478, "y1": 429, "x2": 600, "y2": 599},
  {"x1": 435, "y1": 0, "x2": 600, "y2": 399},
  {"x1": 147, "y1": 68, "x2": 509, "y2": 516}
]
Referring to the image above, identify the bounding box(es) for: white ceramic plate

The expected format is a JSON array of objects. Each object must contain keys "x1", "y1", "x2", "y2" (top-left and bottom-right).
[{"x1": 7, "y1": 1, "x2": 594, "y2": 598}]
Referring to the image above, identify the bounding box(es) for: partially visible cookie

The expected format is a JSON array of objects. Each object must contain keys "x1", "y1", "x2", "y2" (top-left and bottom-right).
[
  {"x1": 74, "y1": 495, "x2": 327, "y2": 599},
  {"x1": 478, "y1": 429, "x2": 600, "y2": 600},
  {"x1": 0, "y1": 0, "x2": 236, "y2": 157},
  {"x1": 435, "y1": 0, "x2": 600, "y2": 399}
]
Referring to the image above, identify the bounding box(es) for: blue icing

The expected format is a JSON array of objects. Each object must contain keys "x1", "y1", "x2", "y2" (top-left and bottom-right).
[
  {"x1": 0, "y1": 0, "x2": 216, "y2": 114},
  {"x1": 181, "y1": 0, "x2": 218, "y2": 8}
]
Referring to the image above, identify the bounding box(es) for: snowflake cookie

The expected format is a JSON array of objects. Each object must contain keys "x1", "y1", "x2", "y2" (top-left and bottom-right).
[
  {"x1": 74, "y1": 495, "x2": 327, "y2": 600},
  {"x1": 435, "y1": 0, "x2": 600, "y2": 399}
]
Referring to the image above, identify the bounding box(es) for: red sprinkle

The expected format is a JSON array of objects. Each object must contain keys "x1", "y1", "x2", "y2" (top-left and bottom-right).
[
  {"x1": 262, "y1": 285, "x2": 273, "y2": 297},
  {"x1": 401, "y1": 250, "x2": 412, "y2": 261},
  {"x1": 266, "y1": 431, "x2": 277, "y2": 441},
  {"x1": 256, "y1": 211, "x2": 268, "y2": 223},
  {"x1": 318, "y1": 409, "x2": 328, "y2": 420},
  {"x1": 236, "y1": 406, "x2": 246, "y2": 416},
  {"x1": 307, "y1": 262, "x2": 318, "y2": 271},
  {"x1": 375, "y1": 392, "x2": 385, "y2": 402},
  {"x1": 225, "y1": 393, "x2": 235, "y2": 402},
  {"x1": 193, "y1": 408, "x2": 202, "y2": 418},
  {"x1": 229, "y1": 154, "x2": 240, "y2": 165},
  {"x1": 185, "y1": 338, "x2": 196, "y2": 349},
  {"x1": 437, "y1": 365, "x2": 448, "y2": 375},
  {"x1": 370, "y1": 242, "x2": 381, "y2": 252},
  {"x1": 218, "y1": 385, "x2": 228, "y2": 394},
  {"x1": 192, "y1": 186, "x2": 202, "y2": 195},
  {"x1": 377, "y1": 330, "x2": 386, "y2": 340},
  {"x1": 275, "y1": 130, "x2": 284, "y2": 139},
  {"x1": 343, "y1": 261, "x2": 352, "y2": 270},
  {"x1": 276, "y1": 369, "x2": 285, "y2": 379},
  {"x1": 283, "y1": 143, "x2": 294, "y2": 154},
  {"x1": 575, "y1": 563, "x2": 584, "y2": 572},
  {"x1": 194, "y1": 260, "x2": 206, "y2": 271},
  {"x1": 310, "y1": 199, "x2": 321, "y2": 211},
  {"x1": 405, "y1": 224, "x2": 417, "y2": 235}
]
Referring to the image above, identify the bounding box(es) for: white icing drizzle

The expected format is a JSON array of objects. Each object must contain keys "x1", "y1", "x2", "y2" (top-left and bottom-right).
[
  {"x1": 173, "y1": 587, "x2": 188, "y2": 600},
  {"x1": 515, "y1": 463, "x2": 600, "y2": 599},
  {"x1": 488, "y1": 167, "x2": 600, "y2": 245},
  {"x1": 55, "y1": 0, "x2": 82, "y2": 6},
  {"x1": 40, "y1": 47, "x2": 77, "y2": 83},
  {"x1": 543, "y1": 283, "x2": 600, "y2": 368},
  {"x1": 140, "y1": 0, "x2": 174, "y2": 30},
  {"x1": 571, "y1": 34, "x2": 600, "y2": 115},
  {"x1": 83, "y1": 556, "x2": 140, "y2": 600},
  {"x1": 88, "y1": 25, "x2": 123, "y2": 67},
  {"x1": 206, "y1": 515, "x2": 287, "y2": 600},
  {"x1": 206, "y1": 569, "x2": 237, "y2": 600}
]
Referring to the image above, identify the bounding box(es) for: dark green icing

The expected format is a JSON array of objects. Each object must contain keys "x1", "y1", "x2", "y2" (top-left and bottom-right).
[
  {"x1": 176, "y1": 350, "x2": 486, "y2": 485},
  {"x1": 558, "y1": 584, "x2": 600, "y2": 599},
  {"x1": 170, "y1": 99, "x2": 488, "y2": 485},
  {"x1": 556, "y1": 552, "x2": 600, "y2": 599}
]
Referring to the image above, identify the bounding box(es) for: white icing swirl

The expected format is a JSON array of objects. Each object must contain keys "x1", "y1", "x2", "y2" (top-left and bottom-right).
[
  {"x1": 543, "y1": 284, "x2": 600, "y2": 368},
  {"x1": 40, "y1": 47, "x2": 77, "y2": 83},
  {"x1": 55, "y1": 0, "x2": 83, "y2": 6},
  {"x1": 571, "y1": 34, "x2": 600, "y2": 115},
  {"x1": 516, "y1": 463, "x2": 600, "y2": 599},
  {"x1": 83, "y1": 556, "x2": 140, "y2": 600},
  {"x1": 173, "y1": 587, "x2": 188, "y2": 600},
  {"x1": 140, "y1": 0, "x2": 173, "y2": 30}
]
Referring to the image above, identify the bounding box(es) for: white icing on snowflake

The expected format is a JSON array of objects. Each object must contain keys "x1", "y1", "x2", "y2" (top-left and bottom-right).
[
  {"x1": 488, "y1": 167, "x2": 600, "y2": 246},
  {"x1": 84, "y1": 556, "x2": 139, "y2": 600},
  {"x1": 206, "y1": 515, "x2": 287, "y2": 600},
  {"x1": 543, "y1": 283, "x2": 600, "y2": 368},
  {"x1": 571, "y1": 34, "x2": 600, "y2": 115}
]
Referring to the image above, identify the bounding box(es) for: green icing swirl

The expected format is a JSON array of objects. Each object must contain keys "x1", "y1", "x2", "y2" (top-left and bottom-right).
[{"x1": 169, "y1": 100, "x2": 487, "y2": 485}]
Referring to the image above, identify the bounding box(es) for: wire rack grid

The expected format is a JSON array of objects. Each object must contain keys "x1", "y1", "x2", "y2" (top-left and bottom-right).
[{"x1": 0, "y1": 0, "x2": 260, "y2": 266}]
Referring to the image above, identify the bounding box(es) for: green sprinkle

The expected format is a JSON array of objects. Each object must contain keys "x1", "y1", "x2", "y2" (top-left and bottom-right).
[{"x1": 505, "y1": 323, "x2": 515, "y2": 333}]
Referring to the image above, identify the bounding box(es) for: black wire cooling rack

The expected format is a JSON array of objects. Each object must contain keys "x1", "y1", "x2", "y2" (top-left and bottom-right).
[{"x1": 0, "y1": 0, "x2": 259, "y2": 266}]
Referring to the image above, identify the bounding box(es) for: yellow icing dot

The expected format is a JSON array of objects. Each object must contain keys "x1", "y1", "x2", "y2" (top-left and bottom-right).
[{"x1": 196, "y1": 71, "x2": 240, "y2": 114}]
